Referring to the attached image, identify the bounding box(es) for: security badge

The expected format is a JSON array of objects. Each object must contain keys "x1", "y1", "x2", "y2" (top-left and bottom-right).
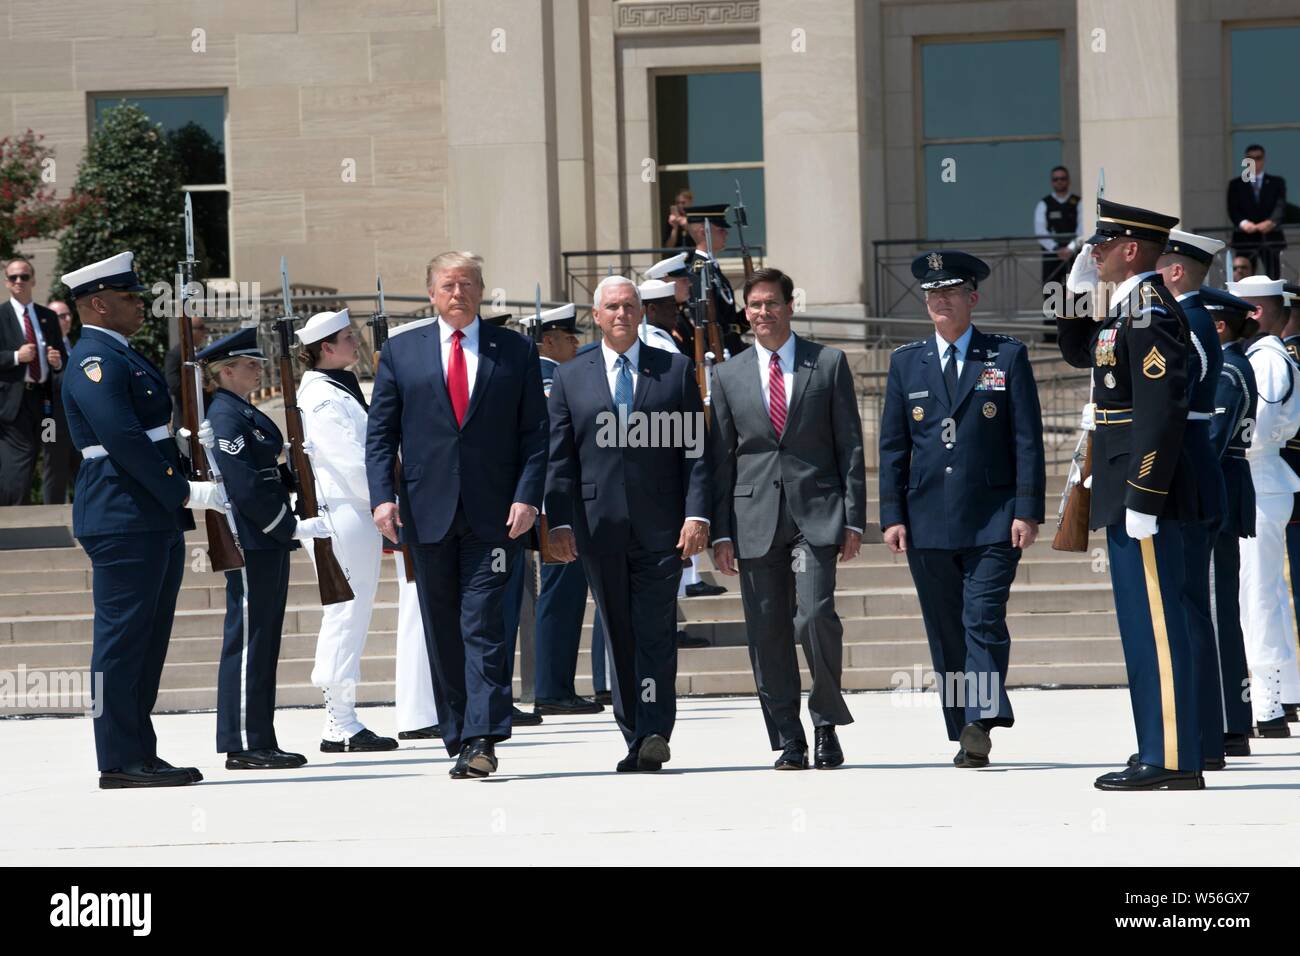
[{"x1": 1095, "y1": 328, "x2": 1119, "y2": 367}]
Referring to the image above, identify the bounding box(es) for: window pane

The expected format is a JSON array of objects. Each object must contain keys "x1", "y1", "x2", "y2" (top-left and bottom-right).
[
  {"x1": 187, "y1": 190, "x2": 230, "y2": 278},
  {"x1": 93, "y1": 93, "x2": 226, "y2": 185},
  {"x1": 923, "y1": 140, "x2": 1063, "y2": 239},
  {"x1": 1231, "y1": 27, "x2": 1300, "y2": 126},
  {"x1": 659, "y1": 167, "x2": 765, "y2": 251},
  {"x1": 922, "y1": 38, "x2": 1061, "y2": 140},
  {"x1": 656, "y1": 71, "x2": 763, "y2": 166},
  {"x1": 1230, "y1": 129, "x2": 1300, "y2": 225}
]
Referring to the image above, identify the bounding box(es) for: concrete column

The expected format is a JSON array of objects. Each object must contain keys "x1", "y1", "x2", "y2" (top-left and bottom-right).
[
  {"x1": 1076, "y1": 0, "x2": 1183, "y2": 231},
  {"x1": 443, "y1": 0, "x2": 560, "y2": 301},
  {"x1": 759, "y1": 0, "x2": 865, "y2": 305}
]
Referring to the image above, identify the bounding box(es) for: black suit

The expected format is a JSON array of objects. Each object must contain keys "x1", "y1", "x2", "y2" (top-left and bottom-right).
[
  {"x1": 1228, "y1": 173, "x2": 1287, "y2": 278},
  {"x1": 0, "y1": 299, "x2": 66, "y2": 504},
  {"x1": 42, "y1": 333, "x2": 79, "y2": 504},
  {"x1": 545, "y1": 340, "x2": 709, "y2": 753}
]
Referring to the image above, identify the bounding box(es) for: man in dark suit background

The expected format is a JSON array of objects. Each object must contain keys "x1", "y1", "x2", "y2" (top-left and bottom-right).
[
  {"x1": 545, "y1": 275, "x2": 710, "y2": 772},
  {"x1": 0, "y1": 256, "x2": 67, "y2": 505},
  {"x1": 1228, "y1": 143, "x2": 1288, "y2": 279},
  {"x1": 709, "y1": 268, "x2": 866, "y2": 770},
  {"x1": 367, "y1": 251, "x2": 548, "y2": 779}
]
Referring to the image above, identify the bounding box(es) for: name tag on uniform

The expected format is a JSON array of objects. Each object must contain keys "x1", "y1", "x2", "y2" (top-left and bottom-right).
[
  {"x1": 908, "y1": 390, "x2": 929, "y2": 399},
  {"x1": 975, "y1": 368, "x2": 1006, "y2": 391}
]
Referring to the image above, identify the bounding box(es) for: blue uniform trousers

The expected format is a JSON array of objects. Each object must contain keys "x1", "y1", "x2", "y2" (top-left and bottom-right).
[
  {"x1": 1183, "y1": 519, "x2": 1225, "y2": 762},
  {"x1": 534, "y1": 558, "x2": 590, "y2": 699},
  {"x1": 1210, "y1": 529, "x2": 1253, "y2": 735},
  {"x1": 217, "y1": 548, "x2": 291, "y2": 753}
]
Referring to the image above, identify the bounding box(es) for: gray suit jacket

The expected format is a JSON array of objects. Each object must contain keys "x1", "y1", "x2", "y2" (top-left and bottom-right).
[{"x1": 709, "y1": 334, "x2": 866, "y2": 558}]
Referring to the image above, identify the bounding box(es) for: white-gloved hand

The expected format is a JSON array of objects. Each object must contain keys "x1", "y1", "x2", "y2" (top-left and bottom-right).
[
  {"x1": 1080, "y1": 402, "x2": 1096, "y2": 431},
  {"x1": 1083, "y1": 474, "x2": 1093, "y2": 490},
  {"x1": 187, "y1": 480, "x2": 228, "y2": 512},
  {"x1": 1125, "y1": 508, "x2": 1159, "y2": 540},
  {"x1": 301, "y1": 438, "x2": 316, "y2": 459},
  {"x1": 197, "y1": 419, "x2": 215, "y2": 450},
  {"x1": 293, "y1": 516, "x2": 332, "y2": 540},
  {"x1": 1065, "y1": 242, "x2": 1099, "y2": 295}
]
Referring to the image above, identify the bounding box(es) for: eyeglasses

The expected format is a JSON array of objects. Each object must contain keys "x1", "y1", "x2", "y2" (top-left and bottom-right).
[
  {"x1": 745, "y1": 301, "x2": 785, "y2": 315},
  {"x1": 5, "y1": 273, "x2": 32, "y2": 282}
]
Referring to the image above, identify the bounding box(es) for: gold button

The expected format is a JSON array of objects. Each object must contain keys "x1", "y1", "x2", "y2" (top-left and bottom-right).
[{"x1": 166, "y1": 467, "x2": 173, "y2": 475}]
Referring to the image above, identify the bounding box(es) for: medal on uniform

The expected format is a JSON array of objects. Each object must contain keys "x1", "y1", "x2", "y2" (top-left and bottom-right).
[
  {"x1": 982, "y1": 402, "x2": 997, "y2": 419},
  {"x1": 1095, "y1": 328, "x2": 1118, "y2": 367},
  {"x1": 1103, "y1": 371, "x2": 1116, "y2": 389},
  {"x1": 912, "y1": 406, "x2": 924, "y2": 422}
]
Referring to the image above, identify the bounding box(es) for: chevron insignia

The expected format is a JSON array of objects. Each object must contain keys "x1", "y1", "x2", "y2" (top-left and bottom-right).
[
  {"x1": 1142, "y1": 346, "x2": 1167, "y2": 379},
  {"x1": 218, "y1": 436, "x2": 245, "y2": 456},
  {"x1": 1138, "y1": 451, "x2": 1156, "y2": 479}
]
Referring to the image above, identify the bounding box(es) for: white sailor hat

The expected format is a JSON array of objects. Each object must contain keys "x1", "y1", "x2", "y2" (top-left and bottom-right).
[
  {"x1": 295, "y1": 308, "x2": 352, "y2": 344},
  {"x1": 1164, "y1": 229, "x2": 1225, "y2": 266},
  {"x1": 1228, "y1": 275, "x2": 1286, "y2": 298},
  {"x1": 644, "y1": 252, "x2": 690, "y2": 280},
  {"x1": 519, "y1": 303, "x2": 577, "y2": 333},
  {"x1": 638, "y1": 278, "x2": 676, "y2": 302},
  {"x1": 60, "y1": 251, "x2": 147, "y2": 299}
]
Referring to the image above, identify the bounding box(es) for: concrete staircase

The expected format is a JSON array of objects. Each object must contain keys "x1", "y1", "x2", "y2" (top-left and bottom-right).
[{"x1": 0, "y1": 476, "x2": 1126, "y2": 716}]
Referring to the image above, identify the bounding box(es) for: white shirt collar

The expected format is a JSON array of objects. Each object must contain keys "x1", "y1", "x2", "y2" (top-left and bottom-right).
[
  {"x1": 1111, "y1": 271, "x2": 1157, "y2": 312},
  {"x1": 80, "y1": 323, "x2": 129, "y2": 348},
  {"x1": 438, "y1": 315, "x2": 480, "y2": 346},
  {"x1": 601, "y1": 337, "x2": 640, "y2": 372},
  {"x1": 1176, "y1": 290, "x2": 1197, "y2": 302},
  {"x1": 935, "y1": 324, "x2": 974, "y2": 358},
  {"x1": 754, "y1": 332, "x2": 797, "y2": 369}
]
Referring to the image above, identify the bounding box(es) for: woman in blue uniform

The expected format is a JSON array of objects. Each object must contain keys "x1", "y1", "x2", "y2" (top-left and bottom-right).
[{"x1": 197, "y1": 327, "x2": 332, "y2": 769}]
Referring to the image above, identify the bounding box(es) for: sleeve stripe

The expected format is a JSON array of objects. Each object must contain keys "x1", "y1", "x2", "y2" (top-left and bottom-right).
[{"x1": 261, "y1": 504, "x2": 288, "y2": 534}]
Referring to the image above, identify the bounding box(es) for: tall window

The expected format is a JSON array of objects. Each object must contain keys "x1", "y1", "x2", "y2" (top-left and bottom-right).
[
  {"x1": 91, "y1": 92, "x2": 230, "y2": 277},
  {"x1": 1229, "y1": 25, "x2": 1300, "y2": 220},
  {"x1": 919, "y1": 36, "x2": 1063, "y2": 239},
  {"x1": 654, "y1": 70, "x2": 765, "y2": 251}
]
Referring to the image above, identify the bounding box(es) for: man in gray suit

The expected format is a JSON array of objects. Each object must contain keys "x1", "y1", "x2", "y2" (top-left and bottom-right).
[{"x1": 709, "y1": 267, "x2": 867, "y2": 769}]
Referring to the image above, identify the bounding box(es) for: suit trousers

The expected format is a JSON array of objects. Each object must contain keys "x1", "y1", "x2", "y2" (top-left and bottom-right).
[
  {"x1": 42, "y1": 393, "x2": 78, "y2": 504},
  {"x1": 0, "y1": 387, "x2": 44, "y2": 505},
  {"x1": 738, "y1": 494, "x2": 853, "y2": 750}
]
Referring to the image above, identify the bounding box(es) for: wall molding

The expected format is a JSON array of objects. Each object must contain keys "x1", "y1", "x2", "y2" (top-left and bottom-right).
[{"x1": 614, "y1": 1, "x2": 760, "y2": 35}]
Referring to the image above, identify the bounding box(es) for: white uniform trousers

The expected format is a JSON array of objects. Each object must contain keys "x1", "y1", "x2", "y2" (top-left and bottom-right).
[
  {"x1": 394, "y1": 551, "x2": 440, "y2": 732},
  {"x1": 1239, "y1": 492, "x2": 1300, "y2": 722},
  {"x1": 309, "y1": 499, "x2": 382, "y2": 740}
]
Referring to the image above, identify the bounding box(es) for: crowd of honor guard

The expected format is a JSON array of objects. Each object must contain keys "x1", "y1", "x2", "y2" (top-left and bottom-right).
[{"x1": 50, "y1": 189, "x2": 1300, "y2": 791}]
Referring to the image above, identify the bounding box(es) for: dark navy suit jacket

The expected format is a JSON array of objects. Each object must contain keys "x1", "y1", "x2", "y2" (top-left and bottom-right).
[{"x1": 366, "y1": 317, "x2": 549, "y2": 544}]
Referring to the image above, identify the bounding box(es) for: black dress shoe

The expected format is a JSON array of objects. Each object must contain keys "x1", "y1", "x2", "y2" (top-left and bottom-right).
[
  {"x1": 1204, "y1": 756, "x2": 1226, "y2": 771},
  {"x1": 225, "y1": 748, "x2": 308, "y2": 770},
  {"x1": 958, "y1": 721, "x2": 991, "y2": 764},
  {"x1": 320, "y1": 728, "x2": 399, "y2": 753},
  {"x1": 398, "y1": 725, "x2": 442, "y2": 740},
  {"x1": 616, "y1": 749, "x2": 660, "y2": 772},
  {"x1": 813, "y1": 726, "x2": 844, "y2": 769},
  {"x1": 100, "y1": 763, "x2": 195, "y2": 789},
  {"x1": 683, "y1": 581, "x2": 726, "y2": 597},
  {"x1": 152, "y1": 757, "x2": 203, "y2": 783},
  {"x1": 638, "y1": 734, "x2": 671, "y2": 769},
  {"x1": 1256, "y1": 716, "x2": 1291, "y2": 738},
  {"x1": 1095, "y1": 763, "x2": 1204, "y2": 791},
  {"x1": 512, "y1": 705, "x2": 543, "y2": 726},
  {"x1": 774, "y1": 741, "x2": 809, "y2": 770},
  {"x1": 534, "y1": 695, "x2": 605, "y2": 715},
  {"x1": 676, "y1": 630, "x2": 710, "y2": 648},
  {"x1": 449, "y1": 744, "x2": 479, "y2": 779},
  {"x1": 952, "y1": 748, "x2": 989, "y2": 769},
  {"x1": 466, "y1": 738, "x2": 498, "y2": 776},
  {"x1": 1223, "y1": 733, "x2": 1251, "y2": 757},
  {"x1": 1285, "y1": 703, "x2": 1299, "y2": 723},
  {"x1": 593, "y1": 691, "x2": 613, "y2": 705}
]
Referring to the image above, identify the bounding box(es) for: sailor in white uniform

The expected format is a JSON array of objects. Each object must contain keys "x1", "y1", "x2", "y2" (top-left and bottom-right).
[
  {"x1": 1231, "y1": 276, "x2": 1300, "y2": 735},
  {"x1": 296, "y1": 309, "x2": 396, "y2": 752}
]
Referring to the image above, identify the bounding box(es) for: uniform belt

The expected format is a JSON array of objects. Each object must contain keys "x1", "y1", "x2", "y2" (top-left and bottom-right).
[
  {"x1": 81, "y1": 425, "x2": 171, "y2": 460},
  {"x1": 1287, "y1": 441, "x2": 1300, "y2": 450},
  {"x1": 1094, "y1": 407, "x2": 1133, "y2": 425},
  {"x1": 1226, "y1": 448, "x2": 1248, "y2": 459},
  {"x1": 1187, "y1": 411, "x2": 1212, "y2": 421}
]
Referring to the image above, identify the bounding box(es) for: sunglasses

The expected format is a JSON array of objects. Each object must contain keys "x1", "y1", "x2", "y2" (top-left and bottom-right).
[{"x1": 6, "y1": 273, "x2": 32, "y2": 282}]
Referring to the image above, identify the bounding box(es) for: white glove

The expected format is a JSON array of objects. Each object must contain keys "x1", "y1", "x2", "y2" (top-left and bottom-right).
[
  {"x1": 1080, "y1": 402, "x2": 1096, "y2": 431},
  {"x1": 1065, "y1": 242, "x2": 1099, "y2": 295},
  {"x1": 301, "y1": 438, "x2": 316, "y2": 458},
  {"x1": 197, "y1": 419, "x2": 215, "y2": 450},
  {"x1": 187, "y1": 480, "x2": 228, "y2": 512},
  {"x1": 1125, "y1": 508, "x2": 1159, "y2": 541},
  {"x1": 293, "y1": 516, "x2": 332, "y2": 540}
]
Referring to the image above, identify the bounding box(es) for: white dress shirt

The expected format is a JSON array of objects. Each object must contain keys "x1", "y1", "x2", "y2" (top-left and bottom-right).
[
  {"x1": 935, "y1": 325, "x2": 974, "y2": 378},
  {"x1": 438, "y1": 315, "x2": 480, "y2": 401},
  {"x1": 11, "y1": 299, "x2": 49, "y2": 383},
  {"x1": 1033, "y1": 190, "x2": 1082, "y2": 253},
  {"x1": 600, "y1": 337, "x2": 640, "y2": 399},
  {"x1": 753, "y1": 333, "x2": 796, "y2": 412}
]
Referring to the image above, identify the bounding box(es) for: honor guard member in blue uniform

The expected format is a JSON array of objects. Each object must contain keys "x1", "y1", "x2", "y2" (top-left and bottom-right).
[
  {"x1": 1156, "y1": 230, "x2": 1230, "y2": 771},
  {"x1": 1057, "y1": 198, "x2": 1205, "y2": 791},
  {"x1": 60, "y1": 251, "x2": 228, "y2": 789},
  {"x1": 1279, "y1": 283, "x2": 1300, "y2": 725},
  {"x1": 199, "y1": 327, "x2": 332, "y2": 769},
  {"x1": 880, "y1": 251, "x2": 1045, "y2": 769},
  {"x1": 683, "y1": 204, "x2": 750, "y2": 355},
  {"x1": 1203, "y1": 287, "x2": 1260, "y2": 755}
]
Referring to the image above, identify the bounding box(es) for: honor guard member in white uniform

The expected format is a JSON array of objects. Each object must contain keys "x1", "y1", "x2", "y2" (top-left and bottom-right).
[
  {"x1": 1228, "y1": 274, "x2": 1300, "y2": 736},
  {"x1": 61, "y1": 252, "x2": 226, "y2": 789},
  {"x1": 1278, "y1": 283, "x2": 1300, "y2": 726},
  {"x1": 1057, "y1": 198, "x2": 1205, "y2": 791},
  {"x1": 1203, "y1": 287, "x2": 1261, "y2": 755},
  {"x1": 295, "y1": 309, "x2": 397, "y2": 752},
  {"x1": 644, "y1": 252, "x2": 696, "y2": 353},
  {"x1": 200, "y1": 327, "x2": 332, "y2": 769}
]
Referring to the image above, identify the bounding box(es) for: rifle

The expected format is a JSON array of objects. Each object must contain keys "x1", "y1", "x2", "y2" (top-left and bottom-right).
[
  {"x1": 177, "y1": 193, "x2": 243, "y2": 571},
  {"x1": 526, "y1": 283, "x2": 558, "y2": 565},
  {"x1": 371, "y1": 276, "x2": 417, "y2": 581},
  {"x1": 278, "y1": 257, "x2": 354, "y2": 605},
  {"x1": 733, "y1": 179, "x2": 755, "y2": 282}
]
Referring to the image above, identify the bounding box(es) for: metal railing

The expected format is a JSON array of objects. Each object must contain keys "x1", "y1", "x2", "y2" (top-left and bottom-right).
[
  {"x1": 1188, "y1": 225, "x2": 1298, "y2": 286},
  {"x1": 561, "y1": 244, "x2": 764, "y2": 309}
]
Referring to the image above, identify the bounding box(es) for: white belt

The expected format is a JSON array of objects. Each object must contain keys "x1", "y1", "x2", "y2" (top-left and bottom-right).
[
  {"x1": 1187, "y1": 411, "x2": 1212, "y2": 421},
  {"x1": 81, "y1": 425, "x2": 171, "y2": 460}
]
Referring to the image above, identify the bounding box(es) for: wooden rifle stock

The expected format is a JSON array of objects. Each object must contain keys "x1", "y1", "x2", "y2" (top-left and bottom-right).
[{"x1": 1052, "y1": 432, "x2": 1093, "y2": 552}]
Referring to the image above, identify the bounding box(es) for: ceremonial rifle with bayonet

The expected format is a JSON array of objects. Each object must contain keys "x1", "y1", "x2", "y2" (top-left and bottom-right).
[
  {"x1": 276, "y1": 258, "x2": 354, "y2": 604},
  {"x1": 524, "y1": 283, "x2": 558, "y2": 565},
  {"x1": 176, "y1": 193, "x2": 244, "y2": 571},
  {"x1": 369, "y1": 276, "x2": 417, "y2": 581}
]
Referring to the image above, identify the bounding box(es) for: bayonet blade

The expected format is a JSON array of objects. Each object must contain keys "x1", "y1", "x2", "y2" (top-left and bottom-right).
[
  {"x1": 1098, "y1": 167, "x2": 1106, "y2": 199},
  {"x1": 376, "y1": 274, "x2": 386, "y2": 316},
  {"x1": 183, "y1": 193, "x2": 195, "y2": 262},
  {"x1": 279, "y1": 256, "x2": 292, "y2": 317}
]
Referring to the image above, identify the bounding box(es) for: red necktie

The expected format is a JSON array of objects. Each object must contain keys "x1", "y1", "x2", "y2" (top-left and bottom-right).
[
  {"x1": 447, "y1": 329, "x2": 469, "y2": 425},
  {"x1": 769, "y1": 352, "x2": 786, "y2": 435},
  {"x1": 21, "y1": 306, "x2": 37, "y2": 383}
]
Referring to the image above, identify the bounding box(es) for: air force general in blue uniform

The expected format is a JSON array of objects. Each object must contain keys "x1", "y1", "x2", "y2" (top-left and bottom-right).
[
  {"x1": 59, "y1": 252, "x2": 226, "y2": 789},
  {"x1": 879, "y1": 251, "x2": 1046, "y2": 770}
]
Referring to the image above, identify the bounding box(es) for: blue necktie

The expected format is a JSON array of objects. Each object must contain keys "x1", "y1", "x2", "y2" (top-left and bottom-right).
[{"x1": 614, "y1": 354, "x2": 633, "y2": 415}]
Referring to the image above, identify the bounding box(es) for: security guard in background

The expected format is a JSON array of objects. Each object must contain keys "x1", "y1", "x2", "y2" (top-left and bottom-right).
[
  {"x1": 879, "y1": 251, "x2": 1045, "y2": 769},
  {"x1": 1279, "y1": 283, "x2": 1300, "y2": 726},
  {"x1": 60, "y1": 252, "x2": 226, "y2": 789},
  {"x1": 1155, "y1": 230, "x2": 1229, "y2": 771},
  {"x1": 683, "y1": 204, "x2": 750, "y2": 355},
  {"x1": 1057, "y1": 198, "x2": 1205, "y2": 791},
  {"x1": 199, "y1": 327, "x2": 332, "y2": 769},
  {"x1": 1203, "y1": 287, "x2": 1260, "y2": 756}
]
